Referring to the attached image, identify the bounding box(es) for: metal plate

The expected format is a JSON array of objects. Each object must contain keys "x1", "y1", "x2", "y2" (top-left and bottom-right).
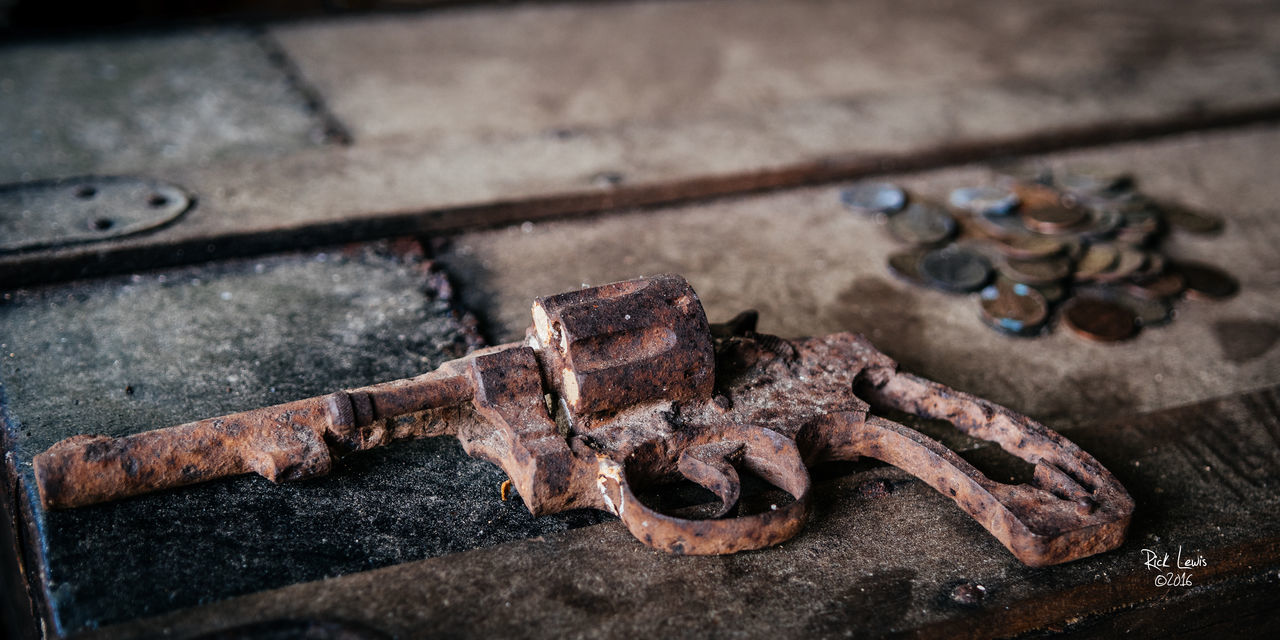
[{"x1": 0, "y1": 176, "x2": 190, "y2": 253}]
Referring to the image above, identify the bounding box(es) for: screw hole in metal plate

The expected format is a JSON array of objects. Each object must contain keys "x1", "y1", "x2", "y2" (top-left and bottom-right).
[{"x1": 0, "y1": 176, "x2": 192, "y2": 253}]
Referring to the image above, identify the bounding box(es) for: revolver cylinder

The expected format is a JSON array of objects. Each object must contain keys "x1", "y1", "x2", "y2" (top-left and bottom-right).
[{"x1": 530, "y1": 274, "x2": 714, "y2": 416}]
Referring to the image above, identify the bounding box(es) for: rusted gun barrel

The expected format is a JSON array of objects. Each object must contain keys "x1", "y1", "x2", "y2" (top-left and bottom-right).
[
  {"x1": 34, "y1": 274, "x2": 1133, "y2": 565},
  {"x1": 35, "y1": 367, "x2": 474, "y2": 509}
]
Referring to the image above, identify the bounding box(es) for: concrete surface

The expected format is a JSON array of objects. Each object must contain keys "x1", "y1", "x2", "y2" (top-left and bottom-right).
[
  {"x1": 9, "y1": 0, "x2": 1280, "y2": 285},
  {"x1": 273, "y1": 0, "x2": 1280, "y2": 143},
  {"x1": 0, "y1": 29, "x2": 330, "y2": 184}
]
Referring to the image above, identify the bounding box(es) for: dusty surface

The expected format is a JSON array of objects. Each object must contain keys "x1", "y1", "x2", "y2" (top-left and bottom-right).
[
  {"x1": 83, "y1": 386, "x2": 1280, "y2": 639},
  {"x1": 273, "y1": 0, "x2": 1280, "y2": 143},
  {"x1": 0, "y1": 29, "x2": 331, "y2": 184},
  {"x1": 434, "y1": 125, "x2": 1280, "y2": 428},
  {"x1": 8, "y1": 0, "x2": 1280, "y2": 283},
  {"x1": 0, "y1": 243, "x2": 606, "y2": 634}
]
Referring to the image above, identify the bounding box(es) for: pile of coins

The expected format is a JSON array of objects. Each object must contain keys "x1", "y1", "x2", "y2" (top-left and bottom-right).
[{"x1": 840, "y1": 169, "x2": 1237, "y2": 342}]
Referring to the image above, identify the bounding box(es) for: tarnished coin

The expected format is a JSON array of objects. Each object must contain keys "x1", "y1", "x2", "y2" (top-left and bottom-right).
[
  {"x1": 1093, "y1": 246, "x2": 1147, "y2": 283},
  {"x1": 1079, "y1": 207, "x2": 1123, "y2": 240},
  {"x1": 1061, "y1": 296, "x2": 1138, "y2": 342},
  {"x1": 886, "y1": 203, "x2": 957, "y2": 245},
  {"x1": 1073, "y1": 244, "x2": 1119, "y2": 281},
  {"x1": 973, "y1": 207, "x2": 1031, "y2": 237},
  {"x1": 886, "y1": 247, "x2": 931, "y2": 286},
  {"x1": 1011, "y1": 182, "x2": 1064, "y2": 210},
  {"x1": 1022, "y1": 205, "x2": 1087, "y2": 234},
  {"x1": 1126, "y1": 293, "x2": 1172, "y2": 325},
  {"x1": 1059, "y1": 238, "x2": 1087, "y2": 261},
  {"x1": 999, "y1": 255, "x2": 1073, "y2": 285},
  {"x1": 1116, "y1": 204, "x2": 1162, "y2": 245},
  {"x1": 1054, "y1": 169, "x2": 1133, "y2": 197},
  {"x1": 978, "y1": 280, "x2": 1049, "y2": 336},
  {"x1": 991, "y1": 235, "x2": 1064, "y2": 260},
  {"x1": 991, "y1": 274, "x2": 1064, "y2": 302},
  {"x1": 1031, "y1": 281, "x2": 1068, "y2": 302},
  {"x1": 1134, "y1": 251, "x2": 1166, "y2": 280},
  {"x1": 949, "y1": 186, "x2": 1020, "y2": 216},
  {"x1": 919, "y1": 246, "x2": 993, "y2": 292},
  {"x1": 1121, "y1": 293, "x2": 1174, "y2": 327},
  {"x1": 1125, "y1": 205, "x2": 1162, "y2": 232},
  {"x1": 1000, "y1": 166, "x2": 1053, "y2": 186},
  {"x1": 1116, "y1": 226, "x2": 1157, "y2": 247},
  {"x1": 1170, "y1": 261, "x2": 1239, "y2": 300},
  {"x1": 1126, "y1": 271, "x2": 1185, "y2": 300},
  {"x1": 1161, "y1": 203, "x2": 1223, "y2": 234},
  {"x1": 841, "y1": 182, "x2": 906, "y2": 214},
  {"x1": 1077, "y1": 285, "x2": 1174, "y2": 328}
]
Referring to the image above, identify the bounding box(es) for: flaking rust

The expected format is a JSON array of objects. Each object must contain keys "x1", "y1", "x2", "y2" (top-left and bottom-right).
[{"x1": 33, "y1": 275, "x2": 1132, "y2": 565}]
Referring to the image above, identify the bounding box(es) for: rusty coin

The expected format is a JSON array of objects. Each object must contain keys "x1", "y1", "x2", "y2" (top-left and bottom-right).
[
  {"x1": 978, "y1": 280, "x2": 1049, "y2": 336},
  {"x1": 1032, "y1": 281, "x2": 1068, "y2": 302},
  {"x1": 886, "y1": 247, "x2": 931, "y2": 286},
  {"x1": 1133, "y1": 251, "x2": 1166, "y2": 280},
  {"x1": 919, "y1": 246, "x2": 993, "y2": 292},
  {"x1": 949, "y1": 186, "x2": 1020, "y2": 216},
  {"x1": 841, "y1": 182, "x2": 906, "y2": 214},
  {"x1": 887, "y1": 203, "x2": 957, "y2": 245},
  {"x1": 1126, "y1": 271, "x2": 1185, "y2": 300},
  {"x1": 1077, "y1": 285, "x2": 1174, "y2": 328},
  {"x1": 1061, "y1": 296, "x2": 1138, "y2": 342},
  {"x1": 1116, "y1": 205, "x2": 1162, "y2": 246},
  {"x1": 1010, "y1": 181, "x2": 1064, "y2": 210},
  {"x1": 1162, "y1": 204, "x2": 1223, "y2": 234},
  {"x1": 991, "y1": 235, "x2": 1064, "y2": 260},
  {"x1": 1079, "y1": 207, "x2": 1124, "y2": 240},
  {"x1": 1073, "y1": 244, "x2": 1119, "y2": 281},
  {"x1": 1122, "y1": 293, "x2": 1174, "y2": 327},
  {"x1": 999, "y1": 255, "x2": 1073, "y2": 285},
  {"x1": 1170, "y1": 261, "x2": 1239, "y2": 300},
  {"x1": 1093, "y1": 247, "x2": 1147, "y2": 283},
  {"x1": 1054, "y1": 169, "x2": 1133, "y2": 197},
  {"x1": 974, "y1": 209, "x2": 1028, "y2": 237},
  {"x1": 993, "y1": 273, "x2": 1066, "y2": 302},
  {"x1": 1022, "y1": 205, "x2": 1086, "y2": 234}
]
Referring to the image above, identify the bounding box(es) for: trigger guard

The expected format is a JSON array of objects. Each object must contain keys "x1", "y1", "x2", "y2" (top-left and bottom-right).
[{"x1": 595, "y1": 425, "x2": 811, "y2": 555}]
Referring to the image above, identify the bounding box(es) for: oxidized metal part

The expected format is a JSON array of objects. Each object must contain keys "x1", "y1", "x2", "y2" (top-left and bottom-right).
[
  {"x1": 0, "y1": 176, "x2": 191, "y2": 253},
  {"x1": 33, "y1": 274, "x2": 1133, "y2": 565},
  {"x1": 528, "y1": 274, "x2": 713, "y2": 415},
  {"x1": 845, "y1": 373, "x2": 1133, "y2": 566}
]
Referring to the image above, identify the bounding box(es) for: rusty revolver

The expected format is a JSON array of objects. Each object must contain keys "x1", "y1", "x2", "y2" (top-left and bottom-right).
[{"x1": 34, "y1": 275, "x2": 1132, "y2": 565}]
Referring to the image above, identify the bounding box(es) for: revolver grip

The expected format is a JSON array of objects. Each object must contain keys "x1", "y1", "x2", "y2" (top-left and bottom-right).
[
  {"x1": 814, "y1": 370, "x2": 1135, "y2": 566},
  {"x1": 595, "y1": 425, "x2": 811, "y2": 555}
]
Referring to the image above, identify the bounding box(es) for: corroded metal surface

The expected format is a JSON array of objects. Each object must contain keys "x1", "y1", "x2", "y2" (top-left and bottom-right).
[{"x1": 33, "y1": 275, "x2": 1132, "y2": 565}]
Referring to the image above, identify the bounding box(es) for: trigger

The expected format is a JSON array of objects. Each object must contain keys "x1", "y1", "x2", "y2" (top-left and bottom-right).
[{"x1": 678, "y1": 442, "x2": 744, "y2": 518}]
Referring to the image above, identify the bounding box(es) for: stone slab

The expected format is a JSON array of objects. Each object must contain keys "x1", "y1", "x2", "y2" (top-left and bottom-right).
[
  {"x1": 272, "y1": 0, "x2": 1280, "y2": 144},
  {"x1": 0, "y1": 29, "x2": 331, "y2": 185},
  {"x1": 8, "y1": 0, "x2": 1280, "y2": 284},
  {"x1": 0, "y1": 242, "x2": 606, "y2": 634}
]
